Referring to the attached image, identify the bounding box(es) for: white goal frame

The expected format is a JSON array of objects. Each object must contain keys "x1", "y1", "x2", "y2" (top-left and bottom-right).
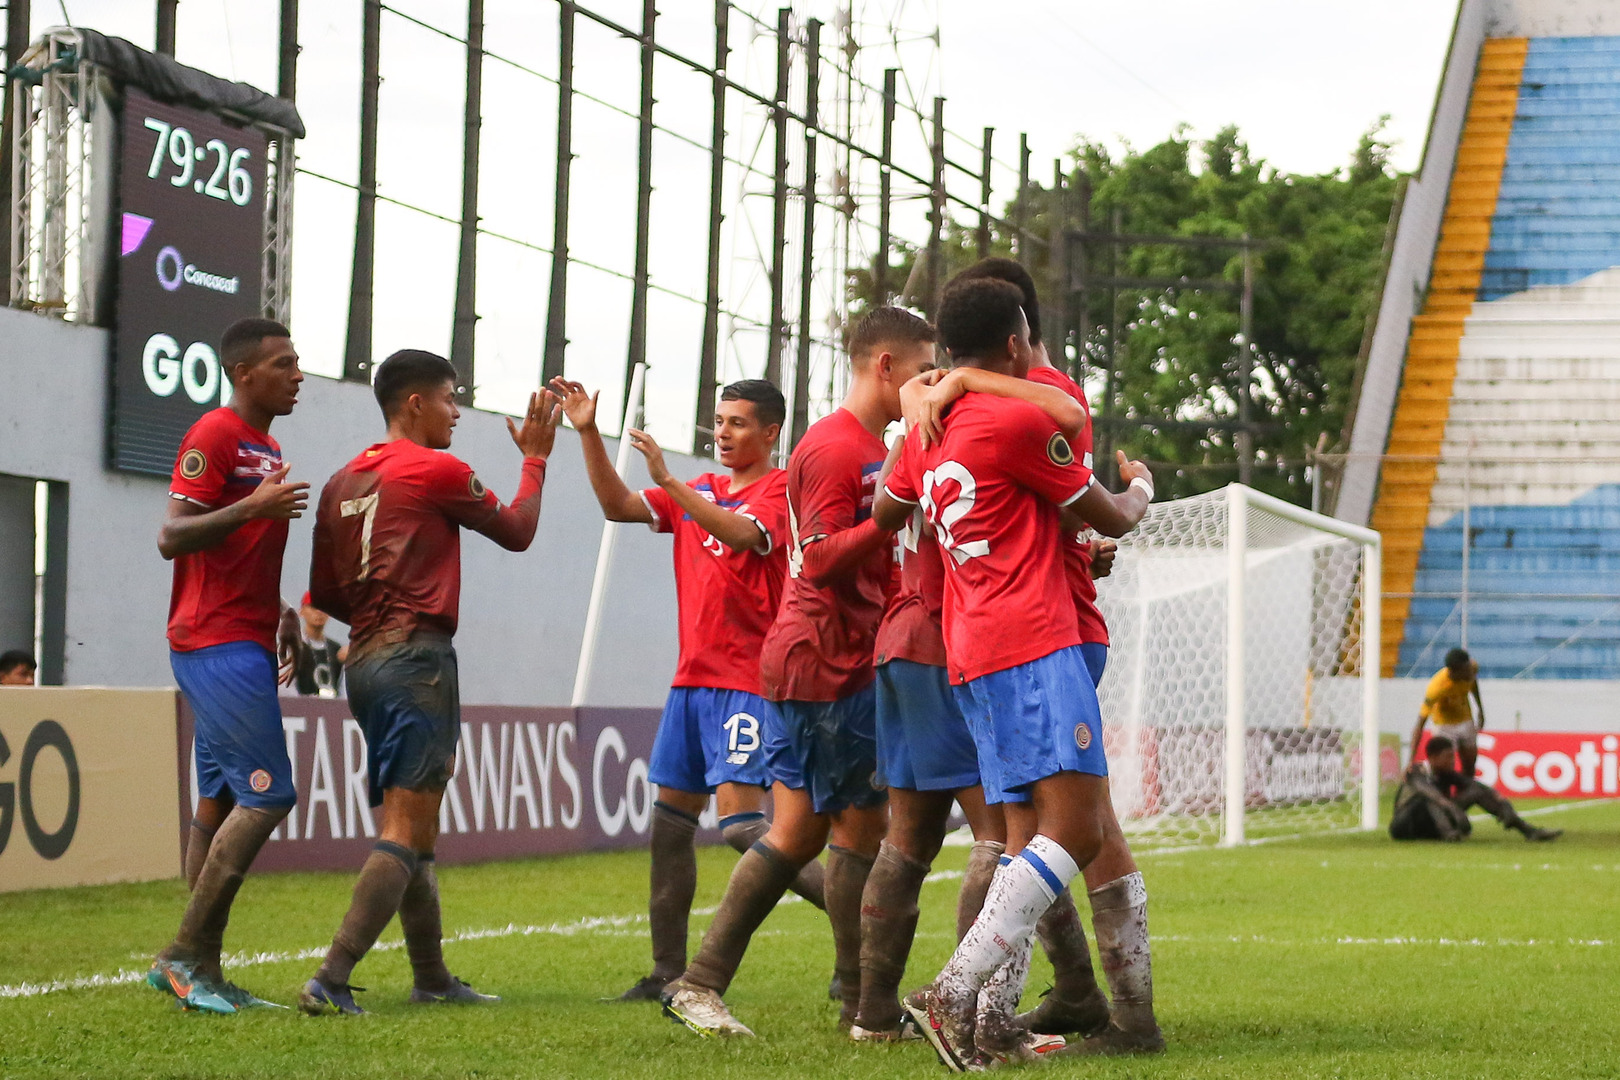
[{"x1": 1221, "y1": 484, "x2": 1382, "y2": 845}]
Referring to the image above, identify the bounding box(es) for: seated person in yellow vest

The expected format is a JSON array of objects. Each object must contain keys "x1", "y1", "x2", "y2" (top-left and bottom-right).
[
  {"x1": 1410, "y1": 648, "x2": 1485, "y2": 778},
  {"x1": 1390, "y1": 735, "x2": 1560, "y2": 843}
]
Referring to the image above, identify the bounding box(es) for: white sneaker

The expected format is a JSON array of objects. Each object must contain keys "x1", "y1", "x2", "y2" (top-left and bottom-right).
[
  {"x1": 662, "y1": 982, "x2": 755, "y2": 1037},
  {"x1": 849, "y1": 1015, "x2": 924, "y2": 1043}
]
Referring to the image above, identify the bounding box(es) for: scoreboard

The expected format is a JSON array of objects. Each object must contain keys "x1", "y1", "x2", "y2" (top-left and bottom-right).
[{"x1": 110, "y1": 87, "x2": 267, "y2": 475}]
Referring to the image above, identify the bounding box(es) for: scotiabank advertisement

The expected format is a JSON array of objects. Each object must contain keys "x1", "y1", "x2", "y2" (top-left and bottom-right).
[
  {"x1": 176, "y1": 699, "x2": 720, "y2": 873},
  {"x1": 1468, "y1": 730, "x2": 1620, "y2": 800}
]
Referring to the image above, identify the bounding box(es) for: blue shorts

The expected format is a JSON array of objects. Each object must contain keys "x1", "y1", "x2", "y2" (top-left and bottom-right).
[
  {"x1": 875, "y1": 659, "x2": 980, "y2": 792},
  {"x1": 346, "y1": 635, "x2": 460, "y2": 807},
  {"x1": 648, "y1": 687, "x2": 772, "y2": 794},
  {"x1": 172, "y1": 642, "x2": 295, "y2": 809},
  {"x1": 766, "y1": 684, "x2": 887, "y2": 814},
  {"x1": 952, "y1": 645, "x2": 1109, "y2": 805},
  {"x1": 1080, "y1": 642, "x2": 1108, "y2": 689}
]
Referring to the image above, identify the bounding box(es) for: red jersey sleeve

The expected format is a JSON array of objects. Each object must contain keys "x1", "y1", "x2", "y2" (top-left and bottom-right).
[
  {"x1": 736, "y1": 471, "x2": 788, "y2": 555},
  {"x1": 883, "y1": 431, "x2": 922, "y2": 506},
  {"x1": 430, "y1": 453, "x2": 546, "y2": 552},
  {"x1": 792, "y1": 438, "x2": 862, "y2": 542},
  {"x1": 640, "y1": 485, "x2": 678, "y2": 535},
  {"x1": 168, "y1": 414, "x2": 235, "y2": 507},
  {"x1": 997, "y1": 399, "x2": 1094, "y2": 507}
]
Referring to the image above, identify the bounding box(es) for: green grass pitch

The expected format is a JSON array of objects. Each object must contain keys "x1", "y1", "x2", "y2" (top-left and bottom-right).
[{"x1": 2, "y1": 799, "x2": 1616, "y2": 1078}]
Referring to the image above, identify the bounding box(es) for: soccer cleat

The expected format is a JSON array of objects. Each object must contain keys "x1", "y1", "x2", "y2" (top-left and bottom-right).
[
  {"x1": 903, "y1": 987, "x2": 976, "y2": 1074},
  {"x1": 1056, "y1": 1019, "x2": 1166, "y2": 1056},
  {"x1": 151, "y1": 959, "x2": 237, "y2": 1016},
  {"x1": 979, "y1": 1031, "x2": 1066, "y2": 1068},
  {"x1": 298, "y1": 977, "x2": 366, "y2": 1017},
  {"x1": 1524, "y1": 826, "x2": 1563, "y2": 842},
  {"x1": 849, "y1": 1013, "x2": 924, "y2": 1043},
  {"x1": 409, "y1": 976, "x2": 500, "y2": 1005},
  {"x1": 219, "y1": 980, "x2": 285, "y2": 1010},
  {"x1": 661, "y1": 981, "x2": 755, "y2": 1037},
  {"x1": 1015, "y1": 984, "x2": 1113, "y2": 1037},
  {"x1": 615, "y1": 974, "x2": 672, "y2": 1002}
]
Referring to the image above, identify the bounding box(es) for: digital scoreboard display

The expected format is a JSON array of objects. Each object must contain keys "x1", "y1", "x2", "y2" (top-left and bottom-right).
[{"x1": 110, "y1": 88, "x2": 267, "y2": 475}]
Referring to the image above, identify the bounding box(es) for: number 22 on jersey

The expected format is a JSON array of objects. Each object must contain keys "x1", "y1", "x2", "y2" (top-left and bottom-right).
[{"x1": 920, "y1": 461, "x2": 989, "y2": 565}]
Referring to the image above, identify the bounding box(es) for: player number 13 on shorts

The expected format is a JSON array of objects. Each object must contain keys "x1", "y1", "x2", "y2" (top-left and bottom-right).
[{"x1": 723, "y1": 711, "x2": 760, "y2": 754}]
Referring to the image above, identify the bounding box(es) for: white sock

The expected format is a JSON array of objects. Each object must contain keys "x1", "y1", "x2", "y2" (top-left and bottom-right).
[
  {"x1": 975, "y1": 935, "x2": 1033, "y2": 1033},
  {"x1": 1088, "y1": 871, "x2": 1155, "y2": 1029},
  {"x1": 935, "y1": 835, "x2": 1079, "y2": 1003}
]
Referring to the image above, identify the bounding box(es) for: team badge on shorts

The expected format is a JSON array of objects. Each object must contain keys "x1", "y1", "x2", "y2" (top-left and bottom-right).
[
  {"x1": 468, "y1": 474, "x2": 487, "y2": 499},
  {"x1": 179, "y1": 448, "x2": 208, "y2": 480},
  {"x1": 1047, "y1": 432, "x2": 1075, "y2": 466},
  {"x1": 1074, "y1": 723, "x2": 1093, "y2": 751},
  {"x1": 248, "y1": 769, "x2": 273, "y2": 793}
]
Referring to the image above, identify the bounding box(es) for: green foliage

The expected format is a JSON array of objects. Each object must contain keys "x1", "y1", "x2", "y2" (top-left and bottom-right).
[
  {"x1": 851, "y1": 121, "x2": 1400, "y2": 504},
  {"x1": 0, "y1": 799, "x2": 1614, "y2": 1077}
]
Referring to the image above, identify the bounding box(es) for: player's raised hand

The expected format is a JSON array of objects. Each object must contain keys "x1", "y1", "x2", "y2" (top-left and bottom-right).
[
  {"x1": 900, "y1": 369, "x2": 952, "y2": 448},
  {"x1": 627, "y1": 428, "x2": 672, "y2": 485},
  {"x1": 1117, "y1": 451, "x2": 1154, "y2": 491},
  {"x1": 547, "y1": 377, "x2": 599, "y2": 432},
  {"x1": 243, "y1": 463, "x2": 310, "y2": 520},
  {"x1": 509, "y1": 388, "x2": 564, "y2": 460}
]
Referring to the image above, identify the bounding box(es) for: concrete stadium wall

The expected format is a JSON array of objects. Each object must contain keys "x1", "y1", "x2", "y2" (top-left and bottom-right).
[
  {"x1": 1489, "y1": 0, "x2": 1620, "y2": 36},
  {"x1": 0, "y1": 307, "x2": 706, "y2": 706}
]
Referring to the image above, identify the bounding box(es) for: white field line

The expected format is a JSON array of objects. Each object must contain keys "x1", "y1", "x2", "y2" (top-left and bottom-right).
[
  {"x1": 1159, "y1": 933, "x2": 1611, "y2": 948},
  {"x1": 3, "y1": 800, "x2": 1610, "y2": 1002}
]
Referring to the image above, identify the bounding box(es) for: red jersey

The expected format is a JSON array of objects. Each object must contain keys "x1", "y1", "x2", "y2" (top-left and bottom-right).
[
  {"x1": 310, "y1": 440, "x2": 545, "y2": 657},
  {"x1": 760, "y1": 408, "x2": 894, "y2": 701},
  {"x1": 1027, "y1": 364, "x2": 1109, "y2": 646},
  {"x1": 873, "y1": 508, "x2": 948, "y2": 668},
  {"x1": 884, "y1": 393, "x2": 1092, "y2": 684},
  {"x1": 641, "y1": 469, "x2": 789, "y2": 696},
  {"x1": 166, "y1": 407, "x2": 288, "y2": 653}
]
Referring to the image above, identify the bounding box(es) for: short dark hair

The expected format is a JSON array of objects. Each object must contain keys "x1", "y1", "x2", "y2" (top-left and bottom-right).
[
  {"x1": 720, "y1": 379, "x2": 786, "y2": 430},
  {"x1": 220, "y1": 317, "x2": 291, "y2": 381},
  {"x1": 1425, "y1": 734, "x2": 1454, "y2": 757},
  {"x1": 373, "y1": 349, "x2": 459, "y2": 417},
  {"x1": 0, "y1": 649, "x2": 36, "y2": 676},
  {"x1": 951, "y1": 258, "x2": 1041, "y2": 345},
  {"x1": 847, "y1": 305, "x2": 936, "y2": 360},
  {"x1": 1444, "y1": 648, "x2": 1471, "y2": 671},
  {"x1": 937, "y1": 277, "x2": 1027, "y2": 359}
]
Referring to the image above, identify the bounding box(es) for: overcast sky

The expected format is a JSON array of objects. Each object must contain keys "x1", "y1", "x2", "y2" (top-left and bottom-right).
[{"x1": 35, "y1": 0, "x2": 1457, "y2": 450}]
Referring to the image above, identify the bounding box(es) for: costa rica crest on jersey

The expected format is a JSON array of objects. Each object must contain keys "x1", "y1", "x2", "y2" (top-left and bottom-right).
[
  {"x1": 179, "y1": 448, "x2": 208, "y2": 479},
  {"x1": 1047, "y1": 432, "x2": 1074, "y2": 466},
  {"x1": 468, "y1": 474, "x2": 487, "y2": 499}
]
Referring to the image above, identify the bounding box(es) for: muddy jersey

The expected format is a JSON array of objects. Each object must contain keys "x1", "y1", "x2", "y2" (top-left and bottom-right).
[
  {"x1": 310, "y1": 440, "x2": 544, "y2": 657},
  {"x1": 1026, "y1": 364, "x2": 1108, "y2": 647},
  {"x1": 166, "y1": 407, "x2": 288, "y2": 653},
  {"x1": 641, "y1": 469, "x2": 789, "y2": 696},
  {"x1": 760, "y1": 408, "x2": 894, "y2": 702},
  {"x1": 884, "y1": 393, "x2": 1091, "y2": 684}
]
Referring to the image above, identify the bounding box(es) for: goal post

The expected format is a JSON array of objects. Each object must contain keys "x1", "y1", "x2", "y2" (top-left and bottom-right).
[{"x1": 1093, "y1": 483, "x2": 1382, "y2": 848}]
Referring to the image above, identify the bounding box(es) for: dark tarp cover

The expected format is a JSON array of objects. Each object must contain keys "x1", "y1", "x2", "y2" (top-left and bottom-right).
[{"x1": 74, "y1": 28, "x2": 305, "y2": 138}]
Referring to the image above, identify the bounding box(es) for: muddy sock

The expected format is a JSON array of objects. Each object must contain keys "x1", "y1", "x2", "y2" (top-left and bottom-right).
[
  {"x1": 936, "y1": 837, "x2": 1077, "y2": 1004},
  {"x1": 316, "y1": 841, "x2": 417, "y2": 988},
  {"x1": 160, "y1": 805, "x2": 287, "y2": 978},
  {"x1": 856, "y1": 841, "x2": 931, "y2": 1032},
  {"x1": 722, "y1": 811, "x2": 826, "y2": 910},
  {"x1": 649, "y1": 802, "x2": 700, "y2": 982},
  {"x1": 684, "y1": 841, "x2": 802, "y2": 996},
  {"x1": 975, "y1": 937, "x2": 1033, "y2": 1051},
  {"x1": 1088, "y1": 871, "x2": 1157, "y2": 1033},
  {"x1": 398, "y1": 853, "x2": 452, "y2": 993},
  {"x1": 956, "y1": 840, "x2": 1005, "y2": 941},
  {"x1": 826, "y1": 845, "x2": 876, "y2": 1025},
  {"x1": 1035, "y1": 888, "x2": 1102, "y2": 1002},
  {"x1": 183, "y1": 818, "x2": 218, "y2": 891}
]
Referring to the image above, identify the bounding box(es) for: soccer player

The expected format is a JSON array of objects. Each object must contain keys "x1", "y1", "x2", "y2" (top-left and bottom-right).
[
  {"x1": 873, "y1": 278, "x2": 1152, "y2": 1070},
  {"x1": 548, "y1": 376, "x2": 829, "y2": 1002},
  {"x1": 1411, "y1": 647, "x2": 1486, "y2": 779},
  {"x1": 148, "y1": 317, "x2": 308, "y2": 1015},
  {"x1": 661, "y1": 306, "x2": 937, "y2": 1037},
  {"x1": 293, "y1": 591, "x2": 345, "y2": 698},
  {"x1": 1391, "y1": 735, "x2": 1559, "y2": 842},
  {"x1": 300, "y1": 350, "x2": 560, "y2": 1015},
  {"x1": 0, "y1": 650, "x2": 36, "y2": 685},
  {"x1": 932, "y1": 257, "x2": 1164, "y2": 1053}
]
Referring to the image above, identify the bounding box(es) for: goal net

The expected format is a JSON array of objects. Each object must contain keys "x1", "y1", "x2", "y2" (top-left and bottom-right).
[{"x1": 1092, "y1": 484, "x2": 1381, "y2": 847}]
